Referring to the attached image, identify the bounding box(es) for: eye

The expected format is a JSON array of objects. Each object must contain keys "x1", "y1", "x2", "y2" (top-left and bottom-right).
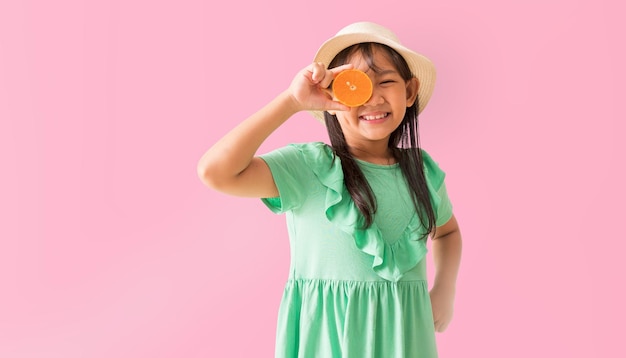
[{"x1": 380, "y1": 80, "x2": 395, "y2": 85}]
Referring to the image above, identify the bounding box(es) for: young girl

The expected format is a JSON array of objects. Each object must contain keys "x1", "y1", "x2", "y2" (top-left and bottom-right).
[{"x1": 198, "y1": 22, "x2": 462, "y2": 358}]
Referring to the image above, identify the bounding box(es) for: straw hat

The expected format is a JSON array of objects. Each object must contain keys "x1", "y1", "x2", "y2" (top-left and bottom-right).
[{"x1": 309, "y1": 21, "x2": 436, "y2": 121}]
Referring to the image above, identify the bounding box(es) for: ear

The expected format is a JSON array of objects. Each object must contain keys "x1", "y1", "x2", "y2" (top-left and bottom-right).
[{"x1": 405, "y1": 77, "x2": 419, "y2": 107}]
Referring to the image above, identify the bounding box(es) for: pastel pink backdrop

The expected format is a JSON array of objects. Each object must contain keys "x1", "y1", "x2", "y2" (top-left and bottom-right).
[{"x1": 1, "y1": 0, "x2": 624, "y2": 357}]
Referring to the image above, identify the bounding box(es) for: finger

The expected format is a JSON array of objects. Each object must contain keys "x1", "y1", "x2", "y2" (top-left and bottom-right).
[
  {"x1": 324, "y1": 99, "x2": 350, "y2": 113},
  {"x1": 320, "y1": 64, "x2": 354, "y2": 88},
  {"x1": 310, "y1": 62, "x2": 327, "y2": 84},
  {"x1": 300, "y1": 64, "x2": 317, "y2": 84},
  {"x1": 436, "y1": 318, "x2": 443, "y2": 332},
  {"x1": 328, "y1": 63, "x2": 354, "y2": 75},
  {"x1": 315, "y1": 64, "x2": 355, "y2": 89},
  {"x1": 318, "y1": 70, "x2": 335, "y2": 89},
  {"x1": 315, "y1": 86, "x2": 350, "y2": 112}
]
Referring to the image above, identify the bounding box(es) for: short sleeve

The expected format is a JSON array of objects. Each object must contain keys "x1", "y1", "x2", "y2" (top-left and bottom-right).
[
  {"x1": 421, "y1": 149, "x2": 454, "y2": 226},
  {"x1": 434, "y1": 182, "x2": 453, "y2": 226},
  {"x1": 259, "y1": 144, "x2": 316, "y2": 213}
]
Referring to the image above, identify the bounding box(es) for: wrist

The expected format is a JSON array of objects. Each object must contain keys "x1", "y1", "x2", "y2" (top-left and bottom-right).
[
  {"x1": 431, "y1": 279, "x2": 457, "y2": 293},
  {"x1": 278, "y1": 90, "x2": 305, "y2": 114}
]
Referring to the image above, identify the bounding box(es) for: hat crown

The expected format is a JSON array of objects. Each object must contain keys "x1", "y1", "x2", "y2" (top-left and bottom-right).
[
  {"x1": 309, "y1": 22, "x2": 436, "y2": 121},
  {"x1": 335, "y1": 22, "x2": 401, "y2": 44}
]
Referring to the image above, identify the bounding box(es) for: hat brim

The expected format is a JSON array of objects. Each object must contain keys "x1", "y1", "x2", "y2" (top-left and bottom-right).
[{"x1": 308, "y1": 33, "x2": 436, "y2": 122}]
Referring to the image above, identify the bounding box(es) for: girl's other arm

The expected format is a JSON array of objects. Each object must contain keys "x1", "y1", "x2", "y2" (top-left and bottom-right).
[
  {"x1": 197, "y1": 63, "x2": 351, "y2": 198},
  {"x1": 429, "y1": 214, "x2": 462, "y2": 332}
]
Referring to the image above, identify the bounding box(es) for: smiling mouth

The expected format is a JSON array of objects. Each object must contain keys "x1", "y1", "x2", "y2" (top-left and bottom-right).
[{"x1": 359, "y1": 113, "x2": 389, "y2": 121}]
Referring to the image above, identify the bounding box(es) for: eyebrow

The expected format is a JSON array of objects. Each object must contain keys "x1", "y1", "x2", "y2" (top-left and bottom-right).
[{"x1": 374, "y1": 69, "x2": 399, "y2": 76}]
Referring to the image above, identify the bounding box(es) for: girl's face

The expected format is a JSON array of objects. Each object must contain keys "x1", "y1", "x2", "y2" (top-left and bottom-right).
[{"x1": 331, "y1": 47, "x2": 419, "y2": 149}]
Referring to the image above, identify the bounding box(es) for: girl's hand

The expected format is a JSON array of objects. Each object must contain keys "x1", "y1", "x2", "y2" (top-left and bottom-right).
[
  {"x1": 429, "y1": 284, "x2": 455, "y2": 333},
  {"x1": 287, "y1": 62, "x2": 352, "y2": 113}
]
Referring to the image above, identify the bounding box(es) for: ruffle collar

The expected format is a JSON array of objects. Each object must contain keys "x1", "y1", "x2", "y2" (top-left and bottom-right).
[{"x1": 295, "y1": 142, "x2": 445, "y2": 282}]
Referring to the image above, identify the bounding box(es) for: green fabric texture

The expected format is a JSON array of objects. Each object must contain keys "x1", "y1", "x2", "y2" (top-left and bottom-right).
[{"x1": 260, "y1": 142, "x2": 453, "y2": 358}]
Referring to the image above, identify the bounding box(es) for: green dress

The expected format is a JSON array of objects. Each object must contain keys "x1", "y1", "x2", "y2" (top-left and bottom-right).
[{"x1": 260, "y1": 142, "x2": 453, "y2": 358}]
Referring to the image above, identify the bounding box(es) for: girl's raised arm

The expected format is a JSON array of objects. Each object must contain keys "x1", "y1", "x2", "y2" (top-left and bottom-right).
[{"x1": 196, "y1": 63, "x2": 351, "y2": 198}]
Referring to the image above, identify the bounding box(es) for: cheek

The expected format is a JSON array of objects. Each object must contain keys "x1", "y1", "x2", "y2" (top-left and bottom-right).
[
  {"x1": 336, "y1": 109, "x2": 359, "y2": 121},
  {"x1": 394, "y1": 90, "x2": 410, "y2": 107}
]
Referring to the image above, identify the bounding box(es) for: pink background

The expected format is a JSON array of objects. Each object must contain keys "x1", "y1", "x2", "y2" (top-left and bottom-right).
[{"x1": 1, "y1": 0, "x2": 624, "y2": 357}]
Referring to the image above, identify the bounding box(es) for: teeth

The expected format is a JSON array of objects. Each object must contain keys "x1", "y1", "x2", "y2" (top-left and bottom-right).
[{"x1": 362, "y1": 113, "x2": 387, "y2": 120}]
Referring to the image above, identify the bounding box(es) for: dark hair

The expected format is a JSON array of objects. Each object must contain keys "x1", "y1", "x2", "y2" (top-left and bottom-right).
[{"x1": 324, "y1": 42, "x2": 436, "y2": 239}]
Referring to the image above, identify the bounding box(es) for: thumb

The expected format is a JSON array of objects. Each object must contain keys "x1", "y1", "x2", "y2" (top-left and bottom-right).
[{"x1": 325, "y1": 100, "x2": 351, "y2": 113}]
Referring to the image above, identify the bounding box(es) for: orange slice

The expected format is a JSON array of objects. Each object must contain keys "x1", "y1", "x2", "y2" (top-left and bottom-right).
[{"x1": 332, "y1": 69, "x2": 373, "y2": 107}]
